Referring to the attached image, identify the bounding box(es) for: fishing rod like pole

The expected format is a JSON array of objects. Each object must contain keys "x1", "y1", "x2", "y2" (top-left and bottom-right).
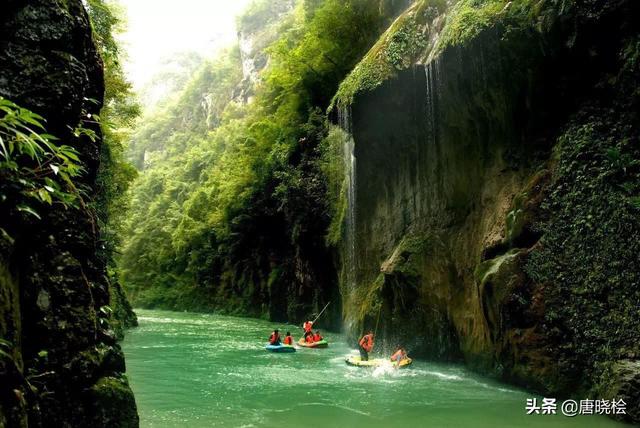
[
  {"x1": 312, "y1": 301, "x2": 331, "y2": 324},
  {"x1": 360, "y1": 303, "x2": 383, "y2": 340},
  {"x1": 373, "y1": 303, "x2": 382, "y2": 337}
]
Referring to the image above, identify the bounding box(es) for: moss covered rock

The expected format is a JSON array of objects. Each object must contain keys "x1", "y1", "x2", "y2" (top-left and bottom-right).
[
  {"x1": 88, "y1": 376, "x2": 139, "y2": 428},
  {"x1": 109, "y1": 281, "x2": 138, "y2": 341},
  {"x1": 0, "y1": 0, "x2": 138, "y2": 426},
  {"x1": 334, "y1": 0, "x2": 640, "y2": 421}
]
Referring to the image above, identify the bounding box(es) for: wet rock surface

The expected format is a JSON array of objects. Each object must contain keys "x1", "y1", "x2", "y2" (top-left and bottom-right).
[
  {"x1": 338, "y1": 0, "x2": 640, "y2": 422},
  {"x1": 0, "y1": 0, "x2": 138, "y2": 426}
]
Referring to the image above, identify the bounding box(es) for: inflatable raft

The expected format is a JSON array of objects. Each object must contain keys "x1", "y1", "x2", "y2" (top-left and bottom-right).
[
  {"x1": 265, "y1": 344, "x2": 296, "y2": 353},
  {"x1": 345, "y1": 356, "x2": 412, "y2": 368},
  {"x1": 297, "y1": 338, "x2": 329, "y2": 348}
]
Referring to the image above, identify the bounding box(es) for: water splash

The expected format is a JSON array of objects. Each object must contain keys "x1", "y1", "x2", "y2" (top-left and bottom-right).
[{"x1": 372, "y1": 361, "x2": 399, "y2": 378}]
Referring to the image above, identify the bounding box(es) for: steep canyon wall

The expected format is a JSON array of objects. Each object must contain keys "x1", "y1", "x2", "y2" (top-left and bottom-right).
[
  {"x1": 0, "y1": 1, "x2": 138, "y2": 426},
  {"x1": 337, "y1": 0, "x2": 640, "y2": 421}
]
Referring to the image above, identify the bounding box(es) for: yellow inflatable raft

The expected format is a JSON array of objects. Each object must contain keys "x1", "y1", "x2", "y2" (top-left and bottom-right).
[{"x1": 345, "y1": 356, "x2": 413, "y2": 368}]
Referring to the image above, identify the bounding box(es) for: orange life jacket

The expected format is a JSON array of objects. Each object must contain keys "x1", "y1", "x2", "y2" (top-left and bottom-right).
[
  {"x1": 303, "y1": 321, "x2": 313, "y2": 333},
  {"x1": 269, "y1": 332, "x2": 280, "y2": 344},
  {"x1": 313, "y1": 334, "x2": 322, "y2": 342},
  {"x1": 391, "y1": 350, "x2": 404, "y2": 360},
  {"x1": 305, "y1": 335, "x2": 314, "y2": 343},
  {"x1": 359, "y1": 334, "x2": 374, "y2": 352},
  {"x1": 283, "y1": 336, "x2": 292, "y2": 345}
]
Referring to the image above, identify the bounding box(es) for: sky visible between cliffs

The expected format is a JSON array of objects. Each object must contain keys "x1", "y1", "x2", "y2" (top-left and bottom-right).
[{"x1": 119, "y1": 0, "x2": 252, "y2": 90}]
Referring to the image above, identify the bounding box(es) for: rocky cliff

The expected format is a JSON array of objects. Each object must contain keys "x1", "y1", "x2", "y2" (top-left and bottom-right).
[
  {"x1": 334, "y1": 0, "x2": 640, "y2": 422},
  {"x1": 0, "y1": 1, "x2": 138, "y2": 426}
]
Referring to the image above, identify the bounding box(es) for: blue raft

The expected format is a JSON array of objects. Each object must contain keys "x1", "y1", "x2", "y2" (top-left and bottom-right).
[{"x1": 265, "y1": 344, "x2": 296, "y2": 353}]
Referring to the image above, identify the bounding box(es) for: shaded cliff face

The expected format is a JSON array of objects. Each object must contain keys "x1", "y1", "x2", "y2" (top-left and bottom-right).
[
  {"x1": 338, "y1": 0, "x2": 640, "y2": 421},
  {"x1": 0, "y1": 1, "x2": 138, "y2": 426}
]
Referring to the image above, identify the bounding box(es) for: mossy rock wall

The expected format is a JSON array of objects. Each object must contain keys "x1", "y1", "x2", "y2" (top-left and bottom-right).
[
  {"x1": 0, "y1": 1, "x2": 138, "y2": 426},
  {"x1": 337, "y1": 0, "x2": 640, "y2": 418},
  {"x1": 342, "y1": 26, "x2": 543, "y2": 361}
]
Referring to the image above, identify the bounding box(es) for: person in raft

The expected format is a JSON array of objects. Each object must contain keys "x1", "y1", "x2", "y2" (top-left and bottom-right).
[
  {"x1": 305, "y1": 332, "x2": 315, "y2": 343},
  {"x1": 358, "y1": 331, "x2": 374, "y2": 361},
  {"x1": 313, "y1": 330, "x2": 323, "y2": 342},
  {"x1": 303, "y1": 320, "x2": 313, "y2": 339},
  {"x1": 390, "y1": 346, "x2": 408, "y2": 367},
  {"x1": 269, "y1": 329, "x2": 281, "y2": 345},
  {"x1": 283, "y1": 331, "x2": 293, "y2": 345}
]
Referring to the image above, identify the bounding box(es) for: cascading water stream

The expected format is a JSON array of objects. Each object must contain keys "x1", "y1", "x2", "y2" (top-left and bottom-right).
[
  {"x1": 337, "y1": 105, "x2": 357, "y2": 331},
  {"x1": 424, "y1": 61, "x2": 437, "y2": 147},
  {"x1": 421, "y1": 57, "x2": 444, "y2": 217}
]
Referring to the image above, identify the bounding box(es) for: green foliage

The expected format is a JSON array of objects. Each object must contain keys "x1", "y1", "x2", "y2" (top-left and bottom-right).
[
  {"x1": 333, "y1": 0, "x2": 437, "y2": 108},
  {"x1": 237, "y1": 0, "x2": 294, "y2": 33},
  {"x1": 318, "y1": 126, "x2": 348, "y2": 245},
  {"x1": 0, "y1": 97, "x2": 83, "y2": 237},
  {"x1": 434, "y1": 0, "x2": 576, "y2": 54},
  {"x1": 139, "y1": 52, "x2": 206, "y2": 110},
  {"x1": 118, "y1": 46, "x2": 246, "y2": 292},
  {"x1": 525, "y1": 112, "x2": 640, "y2": 391},
  {"x1": 333, "y1": 0, "x2": 573, "y2": 109},
  {"x1": 87, "y1": 0, "x2": 140, "y2": 268},
  {"x1": 386, "y1": 20, "x2": 427, "y2": 69},
  {"x1": 127, "y1": 49, "x2": 242, "y2": 167},
  {"x1": 120, "y1": 0, "x2": 393, "y2": 313},
  {"x1": 436, "y1": 0, "x2": 506, "y2": 51},
  {"x1": 0, "y1": 338, "x2": 13, "y2": 361}
]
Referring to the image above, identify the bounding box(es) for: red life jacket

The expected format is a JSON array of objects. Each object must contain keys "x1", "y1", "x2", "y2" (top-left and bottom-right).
[
  {"x1": 269, "y1": 332, "x2": 280, "y2": 344},
  {"x1": 303, "y1": 321, "x2": 313, "y2": 333},
  {"x1": 283, "y1": 336, "x2": 292, "y2": 345},
  {"x1": 313, "y1": 334, "x2": 322, "y2": 342},
  {"x1": 305, "y1": 335, "x2": 314, "y2": 343},
  {"x1": 359, "y1": 334, "x2": 374, "y2": 352}
]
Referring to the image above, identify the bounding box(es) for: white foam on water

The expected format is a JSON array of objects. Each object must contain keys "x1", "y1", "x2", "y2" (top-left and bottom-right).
[
  {"x1": 372, "y1": 361, "x2": 400, "y2": 378},
  {"x1": 424, "y1": 371, "x2": 463, "y2": 381}
]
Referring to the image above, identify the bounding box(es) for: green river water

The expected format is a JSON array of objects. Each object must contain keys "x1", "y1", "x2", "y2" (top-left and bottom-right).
[{"x1": 122, "y1": 309, "x2": 625, "y2": 428}]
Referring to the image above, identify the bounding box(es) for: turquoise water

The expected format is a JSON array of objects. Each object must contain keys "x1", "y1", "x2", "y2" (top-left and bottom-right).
[{"x1": 121, "y1": 309, "x2": 625, "y2": 428}]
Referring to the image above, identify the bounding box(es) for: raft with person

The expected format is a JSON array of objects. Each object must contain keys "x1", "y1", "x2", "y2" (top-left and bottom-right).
[
  {"x1": 349, "y1": 328, "x2": 411, "y2": 368},
  {"x1": 265, "y1": 329, "x2": 296, "y2": 352},
  {"x1": 345, "y1": 355, "x2": 413, "y2": 368},
  {"x1": 297, "y1": 338, "x2": 329, "y2": 348},
  {"x1": 265, "y1": 343, "x2": 296, "y2": 353}
]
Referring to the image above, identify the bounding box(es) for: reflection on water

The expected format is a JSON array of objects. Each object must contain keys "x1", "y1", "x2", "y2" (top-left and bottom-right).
[{"x1": 122, "y1": 310, "x2": 625, "y2": 428}]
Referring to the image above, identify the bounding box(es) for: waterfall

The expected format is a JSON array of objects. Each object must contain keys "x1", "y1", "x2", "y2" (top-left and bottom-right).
[
  {"x1": 424, "y1": 58, "x2": 442, "y2": 147},
  {"x1": 337, "y1": 106, "x2": 357, "y2": 331},
  {"x1": 344, "y1": 131, "x2": 356, "y2": 291},
  {"x1": 423, "y1": 58, "x2": 444, "y2": 214}
]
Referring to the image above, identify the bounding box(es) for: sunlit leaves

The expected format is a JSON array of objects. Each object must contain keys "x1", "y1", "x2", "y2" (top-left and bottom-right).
[
  {"x1": 0, "y1": 98, "x2": 85, "y2": 231},
  {"x1": 86, "y1": 0, "x2": 141, "y2": 268}
]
